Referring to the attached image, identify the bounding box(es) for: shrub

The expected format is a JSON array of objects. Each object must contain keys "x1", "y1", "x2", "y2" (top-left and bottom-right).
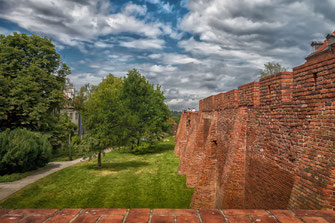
[
  {"x1": 131, "y1": 142, "x2": 157, "y2": 154},
  {"x1": 0, "y1": 128, "x2": 52, "y2": 175}
]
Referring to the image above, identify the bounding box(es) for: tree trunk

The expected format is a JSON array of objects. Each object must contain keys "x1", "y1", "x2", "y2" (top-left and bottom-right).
[
  {"x1": 98, "y1": 152, "x2": 102, "y2": 169},
  {"x1": 68, "y1": 133, "x2": 72, "y2": 161}
]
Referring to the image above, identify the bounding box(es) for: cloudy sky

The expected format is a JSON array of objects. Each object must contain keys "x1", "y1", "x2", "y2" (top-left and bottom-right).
[{"x1": 0, "y1": 0, "x2": 334, "y2": 110}]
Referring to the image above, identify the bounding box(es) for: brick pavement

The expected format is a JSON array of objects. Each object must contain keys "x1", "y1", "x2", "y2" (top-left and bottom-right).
[{"x1": 0, "y1": 209, "x2": 334, "y2": 222}]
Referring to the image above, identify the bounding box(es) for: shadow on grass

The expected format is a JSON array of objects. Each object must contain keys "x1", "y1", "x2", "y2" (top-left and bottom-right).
[{"x1": 84, "y1": 161, "x2": 149, "y2": 172}]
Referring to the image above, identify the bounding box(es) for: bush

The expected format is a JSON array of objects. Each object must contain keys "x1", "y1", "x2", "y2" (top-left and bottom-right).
[
  {"x1": 0, "y1": 128, "x2": 52, "y2": 175},
  {"x1": 131, "y1": 142, "x2": 157, "y2": 154}
]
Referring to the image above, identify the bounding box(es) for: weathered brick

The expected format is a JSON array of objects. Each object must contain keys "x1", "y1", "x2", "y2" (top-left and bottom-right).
[
  {"x1": 124, "y1": 209, "x2": 150, "y2": 223},
  {"x1": 82, "y1": 208, "x2": 127, "y2": 216},
  {"x1": 251, "y1": 216, "x2": 277, "y2": 223},
  {"x1": 226, "y1": 216, "x2": 251, "y2": 223},
  {"x1": 270, "y1": 210, "x2": 303, "y2": 223},
  {"x1": 224, "y1": 209, "x2": 268, "y2": 215},
  {"x1": 71, "y1": 215, "x2": 99, "y2": 223},
  {"x1": 0, "y1": 216, "x2": 23, "y2": 223},
  {"x1": 0, "y1": 210, "x2": 9, "y2": 217},
  {"x1": 99, "y1": 216, "x2": 124, "y2": 223},
  {"x1": 176, "y1": 216, "x2": 200, "y2": 223},
  {"x1": 151, "y1": 215, "x2": 174, "y2": 223},
  {"x1": 153, "y1": 209, "x2": 196, "y2": 215},
  {"x1": 19, "y1": 215, "x2": 49, "y2": 223},
  {"x1": 301, "y1": 217, "x2": 329, "y2": 223},
  {"x1": 199, "y1": 210, "x2": 225, "y2": 223}
]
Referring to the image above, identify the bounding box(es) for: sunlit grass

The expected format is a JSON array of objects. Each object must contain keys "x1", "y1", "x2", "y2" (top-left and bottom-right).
[{"x1": 0, "y1": 136, "x2": 193, "y2": 209}]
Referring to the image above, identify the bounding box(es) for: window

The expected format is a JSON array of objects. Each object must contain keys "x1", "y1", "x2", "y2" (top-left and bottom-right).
[
  {"x1": 75, "y1": 112, "x2": 79, "y2": 120},
  {"x1": 69, "y1": 113, "x2": 73, "y2": 119}
]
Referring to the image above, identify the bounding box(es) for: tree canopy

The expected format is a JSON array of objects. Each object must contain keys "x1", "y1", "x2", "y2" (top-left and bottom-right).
[
  {"x1": 80, "y1": 74, "x2": 133, "y2": 168},
  {"x1": 120, "y1": 69, "x2": 170, "y2": 147},
  {"x1": 0, "y1": 33, "x2": 69, "y2": 133},
  {"x1": 260, "y1": 62, "x2": 287, "y2": 78}
]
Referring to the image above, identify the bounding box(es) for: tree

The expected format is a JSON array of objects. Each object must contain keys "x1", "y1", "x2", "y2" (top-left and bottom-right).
[
  {"x1": 260, "y1": 62, "x2": 287, "y2": 78},
  {"x1": 80, "y1": 74, "x2": 131, "y2": 168},
  {"x1": 120, "y1": 69, "x2": 170, "y2": 151},
  {"x1": 0, "y1": 33, "x2": 70, "y2": 137}
]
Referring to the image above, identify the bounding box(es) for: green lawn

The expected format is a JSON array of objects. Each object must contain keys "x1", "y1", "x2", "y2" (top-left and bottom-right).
[{"x1": 0, "y1": 136, "x2": 194, "y2": 209}]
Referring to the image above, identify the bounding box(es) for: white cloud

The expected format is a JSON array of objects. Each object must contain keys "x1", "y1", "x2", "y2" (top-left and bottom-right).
[
  {"x1": 120, "y1": 38, "x2": 165, "y2": 49},
  {"x1": 123, "y1": 3, "x2": 147, "y2": 16},
  {"x1": 161, "y1": 53, "x2": 203, "y2": 65}
]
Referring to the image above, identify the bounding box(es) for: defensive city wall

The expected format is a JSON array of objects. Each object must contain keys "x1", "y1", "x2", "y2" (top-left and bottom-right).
[{"x1": 174, "y1": 32, "x2": 335, "y2": 210}]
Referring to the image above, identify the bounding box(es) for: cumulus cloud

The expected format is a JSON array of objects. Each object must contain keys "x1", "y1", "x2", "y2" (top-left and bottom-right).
[
  {"x1": 1, "y1": 0, "x2": 334, "y2": 111},
  {"x1": 119, "y1": 38, "x2": 165, "y2": 49}
]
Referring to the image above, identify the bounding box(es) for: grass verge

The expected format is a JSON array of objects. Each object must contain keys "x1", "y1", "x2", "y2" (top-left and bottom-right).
[
  {"x1": 0, "y1": 165, "x2": 53, "y2": 183},
  {"x1": 0, "y1": 136, "x2": 193, "y2": 209}
]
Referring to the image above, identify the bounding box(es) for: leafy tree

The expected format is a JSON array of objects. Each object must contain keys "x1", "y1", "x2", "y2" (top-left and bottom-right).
[
  {"x1": 120, "y1": 69, "x2": 170, "y2": 151},
  {"x1": 0, "y1": 33, "x2": 70, "y2": 139},
  {"x1": 80, "y1": 74, "x2": 132, "y2": 168},
  {"x1": 260, "y1": 62, "x2": 287, "y2": 78}
]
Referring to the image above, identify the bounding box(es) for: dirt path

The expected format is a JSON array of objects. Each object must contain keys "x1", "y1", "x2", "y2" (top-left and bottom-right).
[{"x1": 0, "y1": 158, "x2": 84, "y2": 202}]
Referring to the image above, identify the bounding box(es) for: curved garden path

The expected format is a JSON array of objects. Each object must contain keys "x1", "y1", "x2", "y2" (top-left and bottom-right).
[{"x1": 0, "y1": 158, "x2": 84, "y2": 202}]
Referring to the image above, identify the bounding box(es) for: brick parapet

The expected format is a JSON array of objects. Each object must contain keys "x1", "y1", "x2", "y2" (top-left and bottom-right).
[{"x1": 238, "y1": 81, "x2": 260, "y2": 107}]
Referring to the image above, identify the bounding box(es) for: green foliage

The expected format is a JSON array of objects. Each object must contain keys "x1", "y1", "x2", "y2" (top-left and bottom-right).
[
  {"x1": 121, "y1": 69, "x2": 170, "y2": 152},
  {"x1": 129, "y1": 142, "x2": 157, "y2": 154},
  {"x1": 0, "y1": 128, "x2": 52, "y2": 175},
  {"x1": 80, "y1": 74, "x2": 133, "y2": 167},
  {"x1": 0, "y1": 33, "x2": 70, "y2": 147},
  {"x1": 260, "y1": 62, "x2": 287, "y2": 78},
  {"x1": 71, "y1": 135, "x2": 81, "y2": 148}
]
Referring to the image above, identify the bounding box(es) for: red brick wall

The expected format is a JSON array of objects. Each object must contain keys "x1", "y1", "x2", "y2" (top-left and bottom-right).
[{"x1": 174, "y1": 44, "x2": 335, "y2": 210}]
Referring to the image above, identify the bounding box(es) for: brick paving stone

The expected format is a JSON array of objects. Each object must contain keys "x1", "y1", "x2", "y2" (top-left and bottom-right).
[
  {"x1": 176, "y1": 216, "x2": 200, "y2": 223},
  {"x1": 83, "y1": 208, "x2": 127, "y2": 216},
  {"x1": 325, "y1": 217, "x2": 335, "y2": 223},
  {"x1": 199, "y1": 209, "x2": 225, "y2": 223},
  {"x1": 19, "y1": 215, "x2": 49, "y2": 223},
  {"x1": 227, "y1": 216, "x2": 251, "y2": 223},
  {"x1": 125, "y1": 208, "x2": 150, "y2": 223},
  {"x1": 45, "y1": 209, "x2": 81, "y2": 223},
  {"x1": 224, "y1": 209, "x2": 269, "y2": 215},
  {"x1": 301, "y1": 217, "x2": 329, "y2": 223},
  {"x1": 151, "y1": 215, "x2": 174, "y2": 223},
  {"x1": 99, "y1": 216, "x2": 124, "y2": 223},
  {"x1": 71, "y1": 215, "x2": 99, "y2": 223},
  {"x1": 0, "y1": 216, "x2": 22, "y2": 223},
  {"x1": 0, "y1": 210, "x2": 9, "y2": 217},
  {"x1": 251, "y1": 216, "x2": 277, "y2": 223},
  {"x1": 153, "y1": 209, "x2": 196, "y2": 216},
  {"x1": 8, "y1": 209, "x2": 57, "y2": 216},
  {"x1": 45, "y1": 215, "x2": 75, "y2": 223},
  {"x1": 270, "y1": 210, "x2": 303, "y2": 223},
  {"x1": 294, "y1": 210, "x2": 335, "y2": 217},
  {"x1": 56, "y1": 209, "x2": 81, "y2": 216}
]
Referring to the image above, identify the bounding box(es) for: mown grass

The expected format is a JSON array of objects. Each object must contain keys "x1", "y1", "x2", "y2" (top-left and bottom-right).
[
  {"x1": 0, "y1": 136, "x2": 194, "y2": 209},
  {"x1": 0, "y1": 165, "x2": 53, "y2": 183}
]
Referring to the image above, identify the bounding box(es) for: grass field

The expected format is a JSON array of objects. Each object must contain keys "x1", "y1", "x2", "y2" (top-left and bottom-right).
[{"x1": 0, "y1": 136, "x2": 194, "y2": 209}]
